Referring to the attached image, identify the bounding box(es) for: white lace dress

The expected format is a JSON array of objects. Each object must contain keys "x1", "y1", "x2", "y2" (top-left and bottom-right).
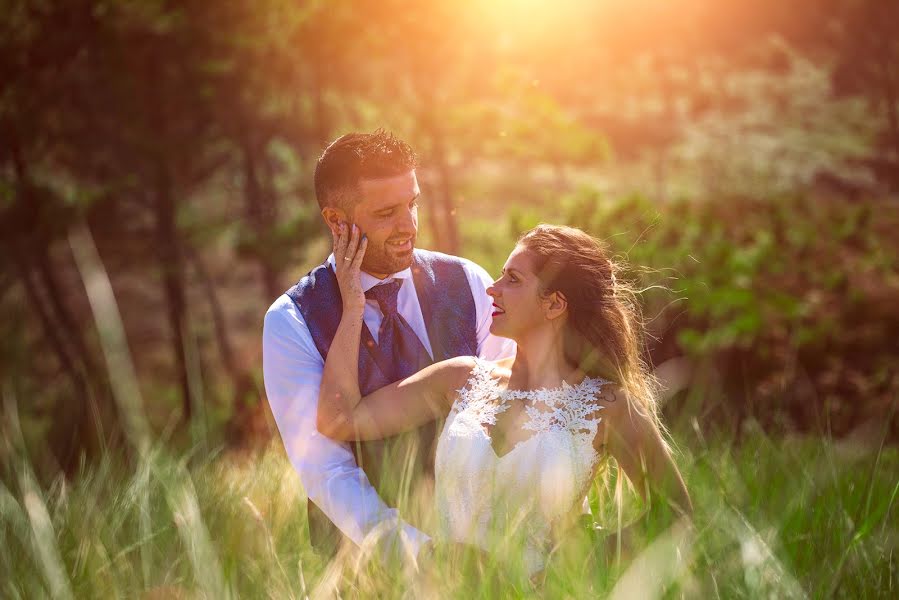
[{"x1": 434, "y1": 358, "x2": 610, "y2": 575}]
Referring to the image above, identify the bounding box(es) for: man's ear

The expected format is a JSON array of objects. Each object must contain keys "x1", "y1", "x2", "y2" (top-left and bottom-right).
[
  {"x1": 544, "y1": 291, "x2": 568, "y2": 320},
  {"x1": 321, "y1": 206, "x2": 348, "y2": 234}
]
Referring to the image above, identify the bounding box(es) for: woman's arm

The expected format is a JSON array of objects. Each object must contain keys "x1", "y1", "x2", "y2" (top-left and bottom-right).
[
  {"x1": 597, "y1": 386, "x2": 693, "y2": 519},
  {"x1": 319, "y1": 355, "x2": 474, "y2": 441},
  {"x1": 588, "y1": 386, "x2": 692, "y2": 566},
  {"x1": 316, "y1": 222, "x2": 473, "y2": 441}
]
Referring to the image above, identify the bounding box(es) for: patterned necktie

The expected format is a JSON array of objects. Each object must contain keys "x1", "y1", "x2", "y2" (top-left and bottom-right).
[{"x1": 365, "y1": 280, "x2": 432, "y2": 380}]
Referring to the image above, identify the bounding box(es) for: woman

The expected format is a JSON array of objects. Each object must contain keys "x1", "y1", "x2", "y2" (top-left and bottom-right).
[{"x1": 318, "y1": 222, "x2": 692, "y2": 577}]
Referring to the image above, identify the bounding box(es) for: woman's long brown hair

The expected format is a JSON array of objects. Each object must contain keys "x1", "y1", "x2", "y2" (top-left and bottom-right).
[{"x1": 518, "y1": 224, "x2": 667, "y2": 443}]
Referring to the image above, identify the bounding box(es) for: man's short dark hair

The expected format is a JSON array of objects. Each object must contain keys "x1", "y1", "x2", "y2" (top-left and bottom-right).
[{"x1": 313, "y1": 129, "x2": 418, "y2": 211}]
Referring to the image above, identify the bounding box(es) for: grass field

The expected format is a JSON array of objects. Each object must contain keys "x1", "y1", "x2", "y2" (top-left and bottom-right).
[{"x1": 2, "y1": 413, "x2": 897, "y2": 598}]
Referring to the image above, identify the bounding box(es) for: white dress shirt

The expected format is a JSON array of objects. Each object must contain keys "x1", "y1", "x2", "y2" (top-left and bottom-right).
[{"x1": 262, "y1": 252, "x2": 515, "y2": 556}]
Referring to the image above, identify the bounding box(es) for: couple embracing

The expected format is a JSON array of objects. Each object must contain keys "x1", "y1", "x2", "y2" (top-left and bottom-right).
[{"x1": 263, "y1": 130, "x2": 691, "y2": 579}]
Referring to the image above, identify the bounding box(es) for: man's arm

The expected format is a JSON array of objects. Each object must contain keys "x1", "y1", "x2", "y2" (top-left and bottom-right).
[
  {"x1": 462, "y1": 260, "x2": 516, "y2": 360},
  {"x1": 262, "y1": 297, "x2": 431, "y2": 553}
]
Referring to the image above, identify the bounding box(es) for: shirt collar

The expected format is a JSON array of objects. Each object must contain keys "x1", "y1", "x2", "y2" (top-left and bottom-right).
[{"x1": 326, "y1": 253, "x2": 413, "y2": 292}]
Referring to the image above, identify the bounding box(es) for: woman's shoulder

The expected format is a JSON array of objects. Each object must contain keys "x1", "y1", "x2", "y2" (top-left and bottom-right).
[
  {"x1": 581, "y1": 378, "x2": 629, "y2": 418},
  {"x1": 590, "y1": 378, "x2": 626, "y2": 402},
  {"x1": 586, "y1": 381, "x2": 658, "y2": 436},
  {"x1": 433, "y1": 356, "x2": 509, "y2": 393}
]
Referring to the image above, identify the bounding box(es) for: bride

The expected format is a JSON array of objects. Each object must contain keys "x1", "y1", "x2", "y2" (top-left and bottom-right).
[{"x1": 317, "y1": 222, "x2": 692, "y2": 577}]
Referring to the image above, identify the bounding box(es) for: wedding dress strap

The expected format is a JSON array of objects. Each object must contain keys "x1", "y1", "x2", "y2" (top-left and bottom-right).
[
  {"x1": 452, "y1": 358, "x2": 509, "y2": 425},
  {"x1": 454, "y1": 358, "x2": 610, "y2": 437}
]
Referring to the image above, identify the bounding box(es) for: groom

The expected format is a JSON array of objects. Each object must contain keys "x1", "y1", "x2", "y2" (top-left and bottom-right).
[{"x1": 262, "y1": 130, "x2": 514, "y2": 558}]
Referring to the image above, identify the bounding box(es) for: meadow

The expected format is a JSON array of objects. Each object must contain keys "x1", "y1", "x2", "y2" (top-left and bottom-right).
[{"x1": 3, "y1": 417, "x2": 897, "y2": 598}]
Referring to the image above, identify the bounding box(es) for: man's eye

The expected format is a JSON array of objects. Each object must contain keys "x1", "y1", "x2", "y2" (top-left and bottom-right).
[{"x1": 377, "y1": 210, "x2": 394, "y2": 217}]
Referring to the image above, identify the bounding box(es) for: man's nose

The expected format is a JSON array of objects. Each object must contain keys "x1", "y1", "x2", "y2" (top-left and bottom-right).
[{"x1": 395, "y1": 206, "x2": 417, "y2": 234}]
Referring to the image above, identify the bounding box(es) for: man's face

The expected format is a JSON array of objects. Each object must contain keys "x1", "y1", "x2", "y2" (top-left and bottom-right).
[{"x1": 349, "y1": 170, "x2": 420, "y2": 277}]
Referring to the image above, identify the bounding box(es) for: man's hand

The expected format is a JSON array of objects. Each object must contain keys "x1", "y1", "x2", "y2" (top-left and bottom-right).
[{"x1": 332, "y1": 222, "x2": 367, "y2": 315}]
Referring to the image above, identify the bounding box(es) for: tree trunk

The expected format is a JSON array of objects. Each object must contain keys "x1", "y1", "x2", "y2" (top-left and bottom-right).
[
  {"x1": 880, "y1": 65, "x2": 899, "y2": 162},
  {"x1": 191, "y1": 248, "x2": 266, "y2": 448},
  {"x1": 9, "y1": 241, "x2": 103, "y2": 474},
  {"x1": 187, "y1": 245, "x2": 257, "y2": 404},
  {"x1": 426, "y1": 125, "x2": 460, "y2": 255},
  {"x1": 34, "y1": 248, "x2": 98, "y2": 376},
  {"x1": 241, "y1": 138, "x2": 281, "y2": 301},
  {"x1": 312, "y1": 62, "x2": 331, "y2": 147},
  {"x1": 261, "y1": 149, "x2": 284, "y2": 293},
  {"x1": 2, "y1": 143, "x2": 108, "y2": 473},
  {"x1": 421, "y1": 178, "x2": 446, "y2": 251},
  {"x1": 154, "y1": 161, "x2": 193, "y2": 422}
]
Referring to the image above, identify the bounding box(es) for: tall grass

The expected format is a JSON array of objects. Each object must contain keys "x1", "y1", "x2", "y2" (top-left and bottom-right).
[{"x1": 2, "y1": 417, "x2": 897, "y2": 598}]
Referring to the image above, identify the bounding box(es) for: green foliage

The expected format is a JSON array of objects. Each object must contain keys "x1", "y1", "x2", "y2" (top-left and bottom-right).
[
  {"x1": 674, "y1": 41, "x2": 880, "y2": 199},
  {"x1": 563, "y1": 192, "x2": 898, "y2": 434}
]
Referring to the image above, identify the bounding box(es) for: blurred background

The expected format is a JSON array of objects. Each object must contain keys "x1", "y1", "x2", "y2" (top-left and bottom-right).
[
  {"x1": 1, "y1": 0, "x2": 898, "y2": 595},
  {"x1": 4, "y1": 0, "x2": 897, "y2": 468}
]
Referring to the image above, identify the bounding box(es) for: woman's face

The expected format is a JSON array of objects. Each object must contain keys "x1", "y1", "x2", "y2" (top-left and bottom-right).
[{"x1": 486, "y1": 245, "x2": 548, "y2": 340}]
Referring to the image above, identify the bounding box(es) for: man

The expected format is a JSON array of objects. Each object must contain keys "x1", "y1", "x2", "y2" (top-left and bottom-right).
[{"x1": 262, "y1": 130, "x2": 514, "y2": 558}]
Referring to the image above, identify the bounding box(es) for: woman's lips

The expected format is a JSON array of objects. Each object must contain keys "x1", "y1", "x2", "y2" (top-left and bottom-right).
[{"x1": 492, "y1": 304, "x2": 504, "y2": 318}]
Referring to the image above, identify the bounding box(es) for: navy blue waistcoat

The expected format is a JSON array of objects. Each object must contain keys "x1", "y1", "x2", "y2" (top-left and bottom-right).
[
  {"x1": 286, "y1": 248, "x2": 478, "y2": 394},
  {"x1": 285, "y1": 249, "x2": 478, "y2": 534}
]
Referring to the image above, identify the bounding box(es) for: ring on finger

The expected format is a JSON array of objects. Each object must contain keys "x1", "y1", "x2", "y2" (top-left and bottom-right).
[{"x1": 343, "y1": 256, "x2": 352, "y2": 261}]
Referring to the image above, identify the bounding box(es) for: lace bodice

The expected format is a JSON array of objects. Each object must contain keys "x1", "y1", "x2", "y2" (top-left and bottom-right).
[{"x1": 434, "y1": 358, "x2": 610, "y2": 575}]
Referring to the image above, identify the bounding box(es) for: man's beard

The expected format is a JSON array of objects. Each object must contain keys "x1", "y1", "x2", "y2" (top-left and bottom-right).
[{"x1": 362, "y1": 239, "x2": 416, "y2": 274}]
